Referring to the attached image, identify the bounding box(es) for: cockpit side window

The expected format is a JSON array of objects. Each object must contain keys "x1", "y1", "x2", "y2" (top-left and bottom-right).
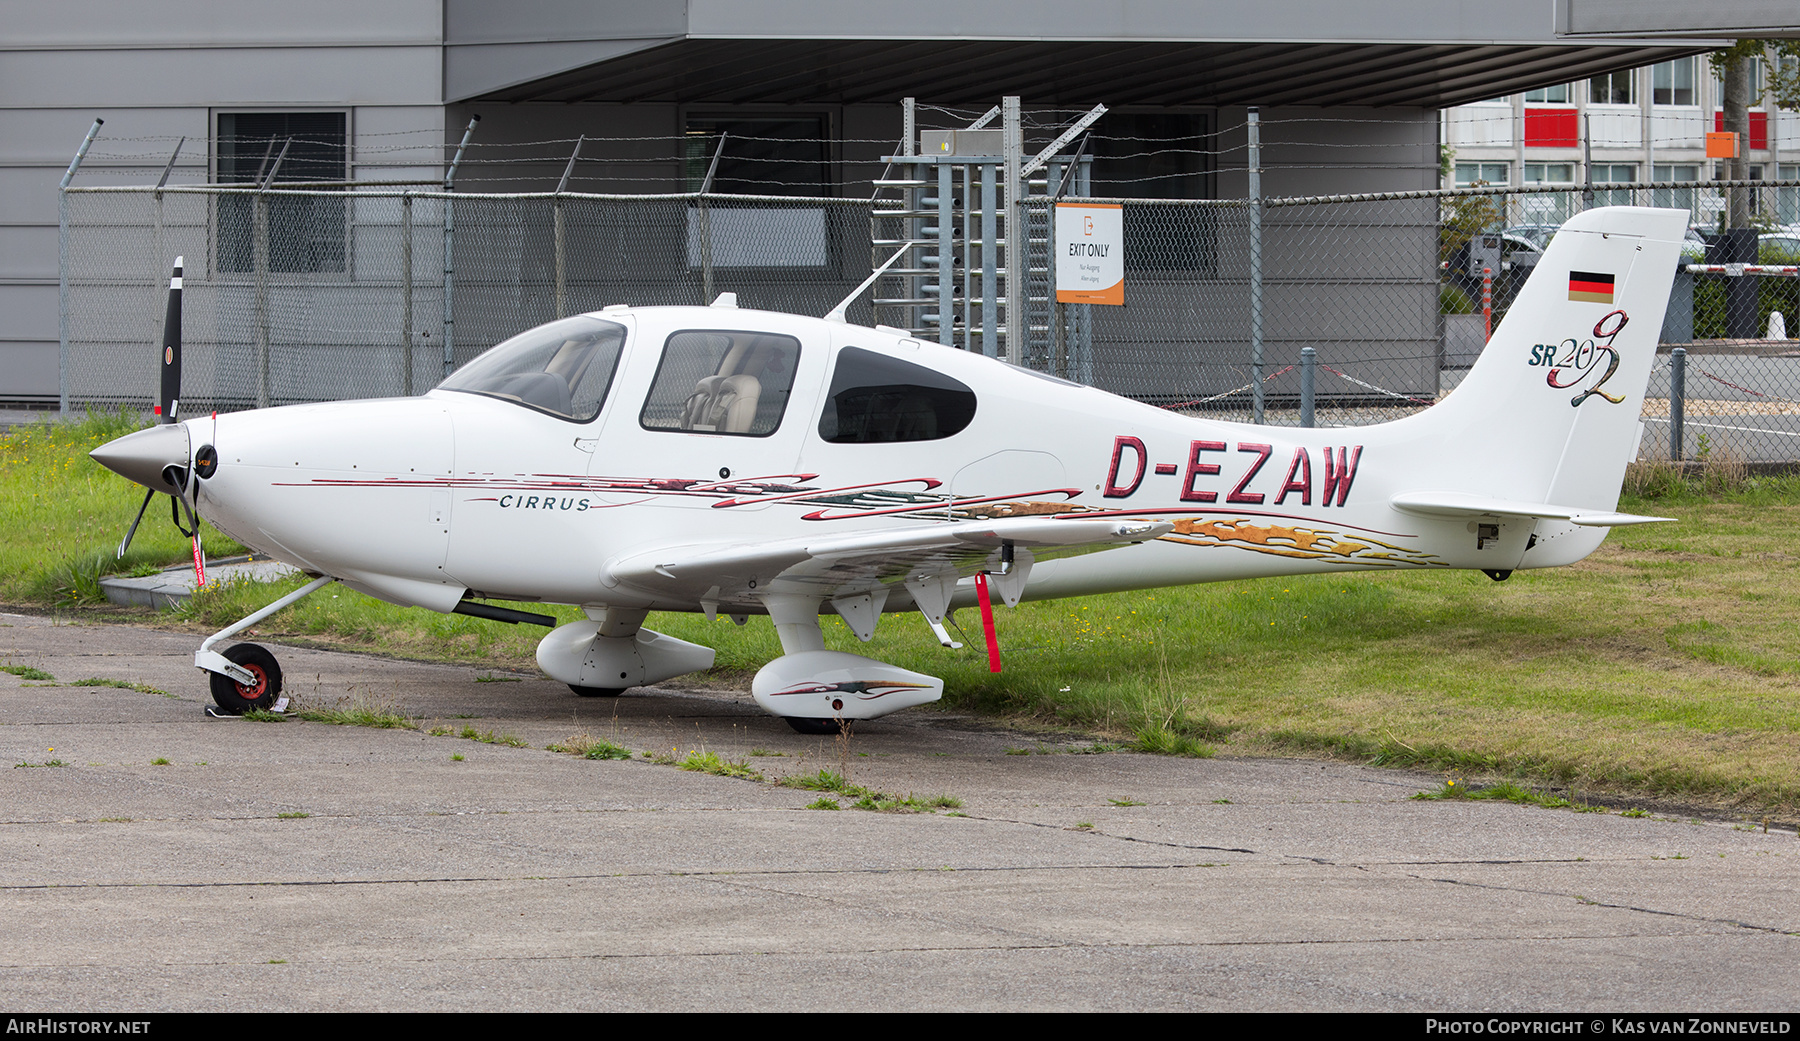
[
  {"x1": 818, "y1": 346, "x2": 977, "y2": 443},
  {"x1": 640, "y1": 330, "x2": 800, "y2": 437},
  {"x1": 437, "y1": 316, "x2": 625, "y2": 422}
]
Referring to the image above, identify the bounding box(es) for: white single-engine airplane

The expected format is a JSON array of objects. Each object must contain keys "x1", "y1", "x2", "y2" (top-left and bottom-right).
[{"x1": 92, "y1": 207, "x2": 1683, "y2": 732}]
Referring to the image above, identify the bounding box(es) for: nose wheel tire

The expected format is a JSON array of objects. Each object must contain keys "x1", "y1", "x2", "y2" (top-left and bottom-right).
[
  {"x1": 208, "y1": 643, "x2": 282, "y2": 714},
  {"x1": 784, "y1": 717, "x2": 850, "y2": 736},
  {"x1": 569, "y1": 685, "x2": 626, "y2": 697}
]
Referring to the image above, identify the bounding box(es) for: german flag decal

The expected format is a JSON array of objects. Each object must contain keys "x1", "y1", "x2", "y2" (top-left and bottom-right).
[{"x1": 1568, "y1": 271, "x2": 1616, "y2": 304}]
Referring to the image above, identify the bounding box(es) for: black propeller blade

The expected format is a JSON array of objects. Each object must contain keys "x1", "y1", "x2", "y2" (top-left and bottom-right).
[
  {"x1": 158, "y1": 256, "x2": 182, "y2": 424},
  {"x1": 112, "y1": 257, "x2": 188, "y2": 559}
]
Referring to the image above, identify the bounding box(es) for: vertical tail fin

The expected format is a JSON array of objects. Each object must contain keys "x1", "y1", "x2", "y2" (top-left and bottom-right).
[{"x1": 1405, "y1": 207, "x2": 1687, "y2": 510}]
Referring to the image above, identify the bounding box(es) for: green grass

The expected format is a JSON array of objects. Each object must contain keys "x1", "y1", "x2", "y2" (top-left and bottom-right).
[
  {"x1": 676, "y1": 749, "x2": 762, "y2": 780},
  {"x1": 451, "y1": 725, "x2": 525, "y2": 747},
  {"x1": 1, "y1": 664, "x2": 54, "y2": 682},
  {"x1": 548, "y1": 734, "x2": 634, "y2": 761},
  {"x1": 773, "y1": 769, "x2": 960, "y2": 813},
  {"x1": 0, "y1": 410, "x2": 247, "y2": 604},
  {"x1": 293, "y1": 695, "x2": 415, "y2": 730},
  {"x1": 68, "y1": 677, "x2": 169, "y2": 696}
]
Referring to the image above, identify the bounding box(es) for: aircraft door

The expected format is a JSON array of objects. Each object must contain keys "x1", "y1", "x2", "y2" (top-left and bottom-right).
[{"x1": 585, "y1": 320, "x2": 828, "y2": 515}]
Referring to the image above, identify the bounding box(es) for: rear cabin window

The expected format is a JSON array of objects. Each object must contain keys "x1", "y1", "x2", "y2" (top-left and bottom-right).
[
  {"x1": 640, "y1": 330, "x2": 800, "y2": 437},
  {"x1": 818, "y1": 346, "x2": 977, "y2": 443}
]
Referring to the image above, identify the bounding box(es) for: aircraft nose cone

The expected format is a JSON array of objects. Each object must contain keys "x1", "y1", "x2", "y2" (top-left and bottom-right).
[{"x1": 90, "y1": 423, "x2": 191, "y2": 495}]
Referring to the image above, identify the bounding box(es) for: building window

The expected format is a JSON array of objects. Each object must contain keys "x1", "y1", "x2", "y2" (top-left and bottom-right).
[
  {"x1": 1521, "y1": 163, "x2": 1577, "y2": 224},
  {"x1": 1093, "y1": 112, "x2": 1210, "y2": 272},
  {"x1": 1713, "y1": 162, "x2": 1768, "y2": 215},
  {"x1": 1092, "y1": 112, "x2": 1208, "y2": 199},
  {"x1": 1592, "y1": 163, "x2": 1637, "y2": 206},
  {"x1": 683, "y1": 114, "x2": 830, "y2": 197},
  {"x1": 1653, "y1": 163, "x2": 1701, "y2": 210},
  {"x1": 1454, "y1": 162, "x2": 1510, "y2": 187},
  {"x1": 215, "y1": 112, "x2": 347, "y2": 274},
  {"x1": 1713, "y1": 56, "x2": 1764, "y2": 104},
  {"x1": 1590, "y1": 70, "x2": 1635, "y2": 105},
  {"x1": 1653, "y1": 58, "x2": 1698, "y2": 106},
  {"x1": 1524, "y1": 84, "x2": 1571, "y2": 103},
  {"x1": 1779, "y1": 163, "x2": 1800, "y2": 224},
  {"x1": 681, "y1": 114, "x2": 833, "y2": 272}
]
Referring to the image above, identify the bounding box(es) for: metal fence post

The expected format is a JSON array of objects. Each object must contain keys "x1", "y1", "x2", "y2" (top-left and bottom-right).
[
  {"x1": 401, "y1": 192, "x2": 413, "y2": 396},
  {"x1": 1002, "y1": 96, "x2": 1021, "y2": 361},
  {"x1": 1248, "y1": 107, "x2": 1265, "y2": 425},
  {"x1": 442, "y1": 194, "x2": 456, "y2": 379},
  {"x1": 254, "y1": 139, "x2": 291, "y2": 410},
  {"x1": 254, "y1": 192, "x2": 270, "y2": 409},
  {"x1": 554, "y1": 135, "x2": 582, "y2": 319},
  {"x1": 697, "y1": 133, "x2": 726, "y2": 305},
  {"x1": 1670, "y1": 347, "x2": 1686, "y2": 463},
  {"x1": 442, "y1": 116, "x2": 480, "y2": 379},
  {"x1": 1300, "y1": 346, "x2": 1316, "y2": 427},
  {"x1": 58, "y1": 118, "x2": 103, "y2": 415}
]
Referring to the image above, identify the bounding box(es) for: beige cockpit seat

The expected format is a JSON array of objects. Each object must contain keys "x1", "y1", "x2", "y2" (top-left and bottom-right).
[{"x1": 680, "y1": 373, "x2": 763, "y2": 433}]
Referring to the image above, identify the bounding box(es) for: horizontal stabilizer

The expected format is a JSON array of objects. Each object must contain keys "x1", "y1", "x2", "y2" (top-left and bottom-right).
[{"x1": 1391, "y1": 491, "x2": 1670, "y2": 528}]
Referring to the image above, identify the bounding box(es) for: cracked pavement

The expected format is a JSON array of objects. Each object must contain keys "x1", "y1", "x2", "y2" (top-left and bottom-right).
[{"x1": 1, "y1": 612, "x2": 1794, "y2": 1011}]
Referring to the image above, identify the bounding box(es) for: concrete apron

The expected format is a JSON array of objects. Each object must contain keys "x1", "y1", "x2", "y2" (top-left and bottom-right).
[{"x1": 0, "y1": 611, "x2": 1794, "y2": 1012}]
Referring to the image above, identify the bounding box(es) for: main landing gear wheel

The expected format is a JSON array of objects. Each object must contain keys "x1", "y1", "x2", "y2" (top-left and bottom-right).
[
  {"x1": 208, "y1": 642, "x2": 282, "y2": 714},
  {"x1": 784, "y1": 717, "x2": 849, "y2": 736},
  {"x1": 569, "y1": 685, "x2": 626, "y2": 698}
]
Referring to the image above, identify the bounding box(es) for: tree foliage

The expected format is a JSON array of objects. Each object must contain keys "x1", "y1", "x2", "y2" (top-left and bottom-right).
[{"x1": 1710, "y1": 40, "x2": 1800, "y2": 111}]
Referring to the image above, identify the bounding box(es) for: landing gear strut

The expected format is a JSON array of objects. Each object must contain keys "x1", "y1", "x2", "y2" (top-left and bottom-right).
[{"x1": 194, "y1": 574, "x2": 334, "y2": 714}]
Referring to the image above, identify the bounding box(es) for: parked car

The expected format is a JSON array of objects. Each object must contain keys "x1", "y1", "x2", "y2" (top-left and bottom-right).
[
  {"x1": 1682, "y1": 227, "x2": 1707, "y2": 262},
  {"x1": 1503, "y1": 224, "x2": 1560, "y2": 251},
  {"x1": 1442, "y1": 232, "x2": 1541, "y2": 313},
  {"x1": 1759, "y1": 232, "x2": 1800, "y2": 262}
]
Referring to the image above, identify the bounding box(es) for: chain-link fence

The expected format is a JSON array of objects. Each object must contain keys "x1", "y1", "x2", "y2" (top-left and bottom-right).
[
  {"x1": 1022, "y1": 194, "x2": 1441, "y2": 425},
  {"x1": 60, "y1": 182, "x2": 1800, "y2": 463},
  {"x1": 63, "y1": 187, "x2": 874, "y2": 412}
]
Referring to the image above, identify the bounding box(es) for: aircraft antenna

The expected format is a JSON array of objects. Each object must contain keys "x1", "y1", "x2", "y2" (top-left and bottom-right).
[{"x1": 825, "y1": 241, "x2": 918, "y2": 324}]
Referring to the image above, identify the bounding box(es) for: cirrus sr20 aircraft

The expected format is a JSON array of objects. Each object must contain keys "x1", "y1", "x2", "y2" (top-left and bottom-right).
[{"x1": 91, "y1": 206, "x2": 1683, "y2": 732}]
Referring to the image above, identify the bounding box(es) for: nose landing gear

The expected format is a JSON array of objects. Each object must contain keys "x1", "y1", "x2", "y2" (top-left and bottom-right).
[
  {"x1": 207, "y1": 643, "x2": 282, "y2": 713},
  {"x1": 194, "y1": 574, "x2": 334, "y2": 714}
]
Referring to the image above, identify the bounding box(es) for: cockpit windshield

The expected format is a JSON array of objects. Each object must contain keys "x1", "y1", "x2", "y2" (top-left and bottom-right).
[{"x1": 437, "y1": 316, "x2": 626, "y2": 422}]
